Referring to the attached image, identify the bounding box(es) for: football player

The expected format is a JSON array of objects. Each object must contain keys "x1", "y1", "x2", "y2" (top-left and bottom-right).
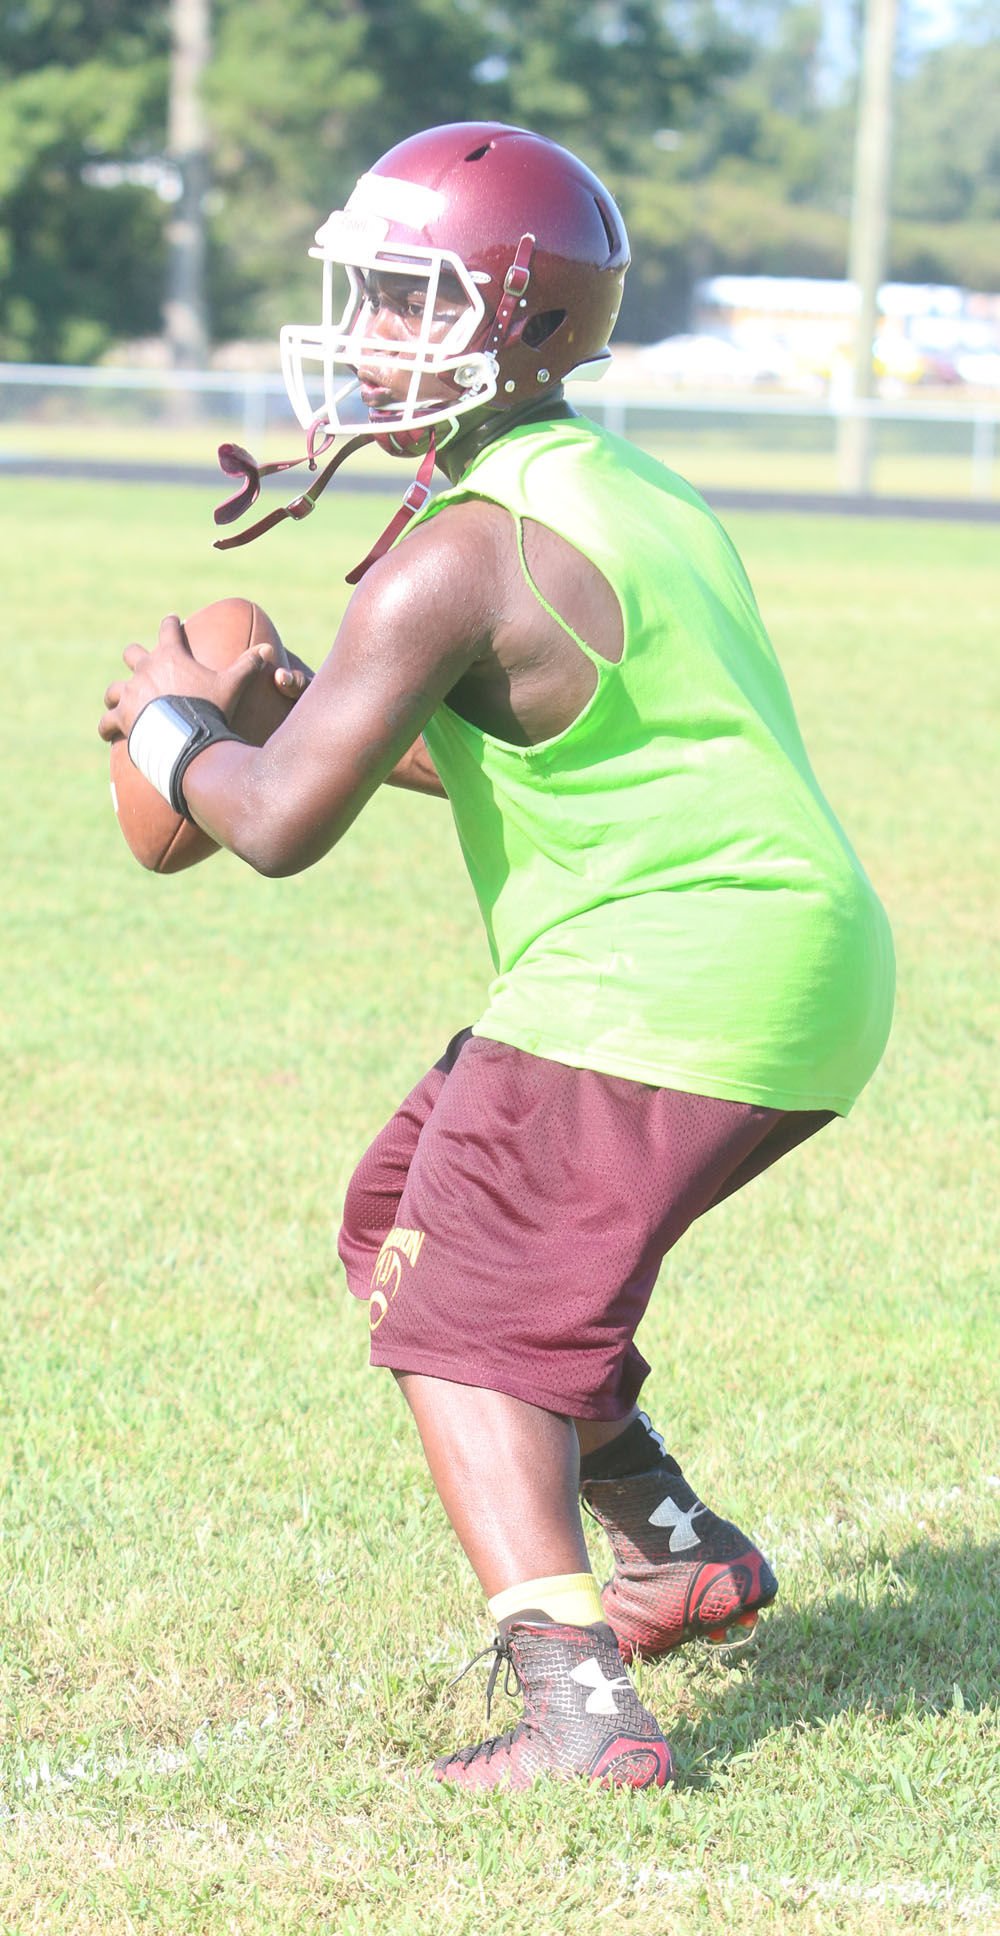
[{"x1": 100, "y1": 122, "x2": 895, "y2": 1791}]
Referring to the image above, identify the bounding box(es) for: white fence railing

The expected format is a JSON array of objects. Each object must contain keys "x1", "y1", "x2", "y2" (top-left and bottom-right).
[{"x1": 1, "y1": 361, "x2": 997, "y2": 500}]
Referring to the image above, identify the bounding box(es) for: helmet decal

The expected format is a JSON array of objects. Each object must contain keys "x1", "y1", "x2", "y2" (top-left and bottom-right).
[
  {"x1": 313, "y1": 209, "x2": 390, "y2": 258},
  {"x1": 345, "y1": 172, "x2": 446, "y2": 229}
]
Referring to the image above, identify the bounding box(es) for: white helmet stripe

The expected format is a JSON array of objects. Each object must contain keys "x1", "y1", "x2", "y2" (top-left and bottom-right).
[{"x1": 347, "y1": 172, "x2": 446, "y2": 230}]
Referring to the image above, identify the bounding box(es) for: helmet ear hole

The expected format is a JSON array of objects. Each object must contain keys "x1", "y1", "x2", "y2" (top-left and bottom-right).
[{"x1": 521, "y1": 308, "x2": 567, "y2": 350}]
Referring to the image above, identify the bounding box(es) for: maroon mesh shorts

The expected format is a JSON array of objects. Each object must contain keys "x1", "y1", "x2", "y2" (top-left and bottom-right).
[{"x1": 338, "y1": 1029, "x2": 832, "y2": 1419}]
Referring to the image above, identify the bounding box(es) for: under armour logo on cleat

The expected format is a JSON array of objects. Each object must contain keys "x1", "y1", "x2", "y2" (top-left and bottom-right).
[
  {"x1": 569, "y1": 1658, "x2": 631, "y2": 1716},
  {"x1": 648, "y1": 1492, "x2": 709, "y2": 1552}
]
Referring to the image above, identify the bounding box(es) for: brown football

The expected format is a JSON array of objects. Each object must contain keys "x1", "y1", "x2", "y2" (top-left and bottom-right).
[{"x1": 109, "y1": 598, "x2": 290, "y2": 874}]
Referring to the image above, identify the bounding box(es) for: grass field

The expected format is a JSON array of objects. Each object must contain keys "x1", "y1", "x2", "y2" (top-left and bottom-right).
[{"x1": 2, "y1": 478, "x2": 998, "y2": 1933}]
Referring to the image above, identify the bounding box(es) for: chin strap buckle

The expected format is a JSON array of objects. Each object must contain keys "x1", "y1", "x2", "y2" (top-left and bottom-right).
[{"x1": 403, "y1": 477, "x2": 432, "y2": 514}]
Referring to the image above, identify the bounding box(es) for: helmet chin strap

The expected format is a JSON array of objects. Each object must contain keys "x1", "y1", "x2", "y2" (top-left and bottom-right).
[
  {"x1": 212, "y1": 416, "x2": 439, "y2": 582},
  {"x1": 343, "y1": 433, "x2": 438, "y2": 584}
]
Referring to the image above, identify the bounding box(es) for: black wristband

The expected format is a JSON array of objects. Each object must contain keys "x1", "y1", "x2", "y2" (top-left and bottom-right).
[
  {"x1": 127, "y1": 695, "x2": 246, "y2": 820},
  {"x1": 167, "y1": 698, "x2": 245, "y2": 817}
]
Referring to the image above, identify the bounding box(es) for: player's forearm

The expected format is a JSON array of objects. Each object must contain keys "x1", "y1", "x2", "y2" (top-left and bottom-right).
[
  {"x1": 176, "y1": 721, "x2": 436, "y2": 876},
  {"x1": 180, "y1": 740, "x2": 353, "y2": 877},
  {"x1": 176, "y1": 740, "x2": 294, "y2": 874},
  {"x1": 384, "y1": 736, "x2": 447, "y2": 798}
]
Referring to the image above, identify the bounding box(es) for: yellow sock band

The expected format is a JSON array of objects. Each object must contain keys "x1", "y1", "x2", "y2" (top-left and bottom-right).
[{"x1": 488, "y1": 1571, "x2": 605, "y2": 1629}]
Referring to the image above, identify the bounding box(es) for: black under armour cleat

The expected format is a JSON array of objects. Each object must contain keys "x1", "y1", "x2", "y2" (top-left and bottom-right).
[
  {"x1": 433, "y1": 1620, "x2": 673, "y2": 1791},
  {"x1": 581, "y1": 1463, "x2": 778, "y2": 1662}
]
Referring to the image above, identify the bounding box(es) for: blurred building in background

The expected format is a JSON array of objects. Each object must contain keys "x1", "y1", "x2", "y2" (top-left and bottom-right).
[{"x1": 633, "y1": 276, "x2": 1000, "y2": 395}]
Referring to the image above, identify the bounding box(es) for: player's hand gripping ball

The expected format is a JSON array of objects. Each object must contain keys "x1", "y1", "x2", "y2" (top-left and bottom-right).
[{"x1": 109, "y1": 598, "x2": 291, "y2": 873}]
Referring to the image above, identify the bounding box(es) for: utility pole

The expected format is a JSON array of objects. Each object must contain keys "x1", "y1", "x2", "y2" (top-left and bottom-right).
[
  {"x1": 837, "y1": 0, "x2": 898, "y2": 494},
  {"x1": 164, "y1": 0, "x2": 210, "y2": 400}
]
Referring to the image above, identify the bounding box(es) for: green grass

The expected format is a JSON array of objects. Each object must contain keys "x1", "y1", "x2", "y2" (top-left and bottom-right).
[{"x1": 2, "y1": 480, "x2": 998, "y2": 1933}]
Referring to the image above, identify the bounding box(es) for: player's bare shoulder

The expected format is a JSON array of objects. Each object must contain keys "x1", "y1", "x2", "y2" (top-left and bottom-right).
[
  {"x1": 350, "y1": 495, "x2": 514, "y2": 666},
  {"x1": 401, "y1": 494, "x2": 518, "y2": 616}
]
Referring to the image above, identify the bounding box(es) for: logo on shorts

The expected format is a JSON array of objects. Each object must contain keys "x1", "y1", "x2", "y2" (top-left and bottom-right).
[{"x1": 369, "y1": 1225, "x2": 425, "y2": 1330}]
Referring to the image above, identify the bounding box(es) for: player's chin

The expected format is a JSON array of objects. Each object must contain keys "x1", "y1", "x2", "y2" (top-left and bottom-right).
[{"x1": 371, "y1": 417, "x2": 441, "y2": 459}]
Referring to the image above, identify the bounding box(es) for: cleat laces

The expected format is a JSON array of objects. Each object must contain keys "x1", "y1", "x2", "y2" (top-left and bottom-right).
[{"x1": 443, "y1": 1633, "x2": 533, "y2": 1768}]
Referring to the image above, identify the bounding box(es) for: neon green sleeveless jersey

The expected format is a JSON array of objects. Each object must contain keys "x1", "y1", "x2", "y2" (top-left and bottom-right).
[{"x1": 415, "y1": 416, "x2": 895, "y2": 1114}]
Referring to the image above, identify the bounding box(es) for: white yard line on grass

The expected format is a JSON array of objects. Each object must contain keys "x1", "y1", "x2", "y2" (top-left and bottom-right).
[
  {"x1": 614, "y1": 1862, "x2": 998, "y2": 1923},
  {"x1": 2, "y1": 1709, "x2": 289, "y2": 1808}
]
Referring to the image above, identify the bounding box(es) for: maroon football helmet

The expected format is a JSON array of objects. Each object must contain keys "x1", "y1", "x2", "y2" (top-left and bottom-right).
[{"x1": 280, "y1": 122, "x2": 630, "y2": 445}]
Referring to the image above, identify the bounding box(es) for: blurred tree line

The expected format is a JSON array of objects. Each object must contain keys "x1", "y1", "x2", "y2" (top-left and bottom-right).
[{"x1": 1, "y1": 0, "x2": 998, "y2": 362}]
